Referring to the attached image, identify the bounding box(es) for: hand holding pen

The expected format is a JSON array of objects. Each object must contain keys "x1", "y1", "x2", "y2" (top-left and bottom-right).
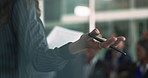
[
  {"x1": 69, "y1": 28, "x2": 126, "y2": 55},
  {"x1": 88, "y1": 29, "x2": 126, "y2": 55},
  {"x1": 88, "y1": 33, "x2": 126, "y2": 55}
]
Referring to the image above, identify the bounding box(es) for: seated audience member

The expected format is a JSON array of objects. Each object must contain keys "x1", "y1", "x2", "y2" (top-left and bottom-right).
[
  {"x1": 142, "y1": 30, "x2": 148, "y2": 40},
  {"x1": 55, "y1": 49, "x2": 98, "y2": 78},
  {"x1": 104, "y1": 34, "x2": 131, "y2": 78},
  {"x1": 136, "y1": 39, "x2": 148, "y2": 78}
]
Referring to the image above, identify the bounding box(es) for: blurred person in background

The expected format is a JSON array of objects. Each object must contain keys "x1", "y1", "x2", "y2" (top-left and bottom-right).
[
  {"x1": 89, "y1": 56, "x2": 109, "y2": 78},
  {"x1": 55, "y1": 46, "x2": 109, "y2": 78},
  {"x1": 55, "y1": 49, "x2": 98, "y2": 78},
  {"x1": 136, "y1": 39, "x2": 148, "y2": 78},
  {"x1": 0, "y1": 0, "x2": 126, "y2": 78},
  {"x1": 142, "y1": 30, "x2": 148, "y2": 40},
  {"x1": 104, "y1": 33, "x2": 131, "y2": 78}
]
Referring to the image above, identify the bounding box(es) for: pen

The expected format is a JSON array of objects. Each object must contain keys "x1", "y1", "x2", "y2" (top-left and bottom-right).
[{"x1": 88, "y1": 33, "x2": 126, "y2": 56}]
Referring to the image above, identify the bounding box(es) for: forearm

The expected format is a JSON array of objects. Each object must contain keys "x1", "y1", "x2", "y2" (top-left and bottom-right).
[{"x1": 32, "y1": 42, "x2": 76, "y2": 72}]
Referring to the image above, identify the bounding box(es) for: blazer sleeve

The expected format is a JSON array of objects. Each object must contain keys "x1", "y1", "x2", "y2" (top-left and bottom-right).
[{"x1": 11, "y1": 0, "x2": 76, "y2": 72}]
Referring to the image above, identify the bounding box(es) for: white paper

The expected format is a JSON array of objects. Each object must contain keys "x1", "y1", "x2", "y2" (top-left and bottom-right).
[{"x1": 47, "y1": 26, "x2": 83, "y2": 49}]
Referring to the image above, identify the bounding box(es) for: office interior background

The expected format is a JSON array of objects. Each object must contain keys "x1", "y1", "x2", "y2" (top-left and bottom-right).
[
  {"x1": 39, "y1": 0, "x2": 148, "y2": 78},
  {"x1": 39, "y1": 0, "x2": 148, "y2": 62}
]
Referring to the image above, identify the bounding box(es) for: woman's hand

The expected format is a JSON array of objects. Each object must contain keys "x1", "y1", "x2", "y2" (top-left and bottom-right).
[{"x1": 69, "y1": 28, "x2": 126, "y2": 54}]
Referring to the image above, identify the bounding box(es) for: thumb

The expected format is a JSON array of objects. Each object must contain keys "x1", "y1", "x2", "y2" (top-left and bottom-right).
[{"x1": 90, "y1": 28, "x2": 100, "y2": 36}]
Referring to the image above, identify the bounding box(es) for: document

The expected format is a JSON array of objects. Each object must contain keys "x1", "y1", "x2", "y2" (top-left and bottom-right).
[{"x1": 47, "y1": 26, "x2": 83, "y2": 49}]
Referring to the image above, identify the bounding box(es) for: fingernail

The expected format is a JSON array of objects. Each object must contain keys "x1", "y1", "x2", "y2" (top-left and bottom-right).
[
  {"x1": 115, "y1": 38, "x2": 117, "y2": 40},
  {"x1": 123, "y1": 37, "x2": 126, "y2": 41},
  {"x1": 95, "y1": 29, "x2": 100, "y2": 34},
  {"x1": 113, "y1": 37, "x2": 117, "y2": 41}
]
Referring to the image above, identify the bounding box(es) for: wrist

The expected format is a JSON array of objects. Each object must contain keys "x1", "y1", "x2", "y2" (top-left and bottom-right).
[{"x1": 69, "y1": 40, "x2": 85, "y2": 54}]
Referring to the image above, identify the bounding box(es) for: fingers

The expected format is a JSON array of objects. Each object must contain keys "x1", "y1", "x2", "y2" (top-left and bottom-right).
[
  {"x1": 113, "y1": 36, "x2": 126, "y2": 47},
  {"x1": 101, "y1": 37, "x2": 117, "y2": 48},
  {"x1": 89, "y1": 38, "x2": 101, "y2": 49},
  {"x1": 87, "y1": 29, "x2": 126, "y2": 50},
  {"x1": 100, "y1": 36, "x2": 126, "y2": 48}
]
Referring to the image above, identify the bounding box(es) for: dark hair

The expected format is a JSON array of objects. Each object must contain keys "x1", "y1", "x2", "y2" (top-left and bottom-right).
[
  {"x1": 0, "y1": 0, "x2": 15, "y2": 25},
  {"x1": 0, "y1": 0, "x2": 40, "y2": 25},
  {"x1": 35, "y1": 0, "x2": 41, "y2": 16},
  {"x1": 137, "y1": 39, "x2": 148, "y2": 55}
]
